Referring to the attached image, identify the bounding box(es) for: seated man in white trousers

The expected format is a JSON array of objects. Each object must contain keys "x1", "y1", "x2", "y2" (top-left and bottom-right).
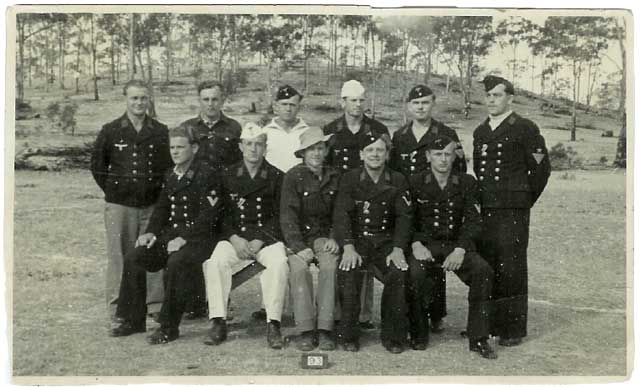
[{"x1": 203, "y1": 123, "x2": 289, "y2": 349}]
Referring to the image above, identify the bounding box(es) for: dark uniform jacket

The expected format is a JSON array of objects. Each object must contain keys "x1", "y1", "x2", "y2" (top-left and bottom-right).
[
  {"x1": 389, "y1": 119, "x2": 467, "y2": 176},
  {"x1": 472, "y1": 112, "x2": 551, "y2": 209},
  {"x1": 322, "y1": 115, "x2": 389, "y2": 172},
  {"x1": 280, "y1": 163, "x2": 341, "y2": 253},
  {"x1": 220, "y1": 160, "x2": 284, "y2": 243},
  {"x1": 91, "y1": 113, "x2": 172, "y2": 208},
  {"x1": 409, "y1": 170, "x2": 481, "y2": 252},
  {"x1": 333, "y1": 167, "x2": 413, "y2": 250},
  {"x1": 180, "y1": 113, "x2": 242, "y2": 172},
  {"x1": 145, "y1": 161, "x2": 223, "y2": 244}
]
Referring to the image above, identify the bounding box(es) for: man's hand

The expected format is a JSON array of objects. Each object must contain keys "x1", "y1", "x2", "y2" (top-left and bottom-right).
[
  {"x1": 136, "y1": 233, "x2": 157, "y2": 249},
  {"x1": 442, "y1": 248, "x2": 465, "y2": 272},
  {"x1": 338, "y1": 244, "x2": 362, "y2": 271},
  {"x1": 412, "y1": 241, "x2": 434, "y2": 262},
  {"x1": 386, "y1": 247, "x2": 408, "y2": 271},
  {"x1": 296, "y1": 248, "x2": 315, "y2": 264},
  {"x1": 167, "y1": 237, "x2": 187, "y2": 253},
  {"x1": 323, "y1": 238, "x2": 340, "y2": 255},
  {"x1": 248, "y1": 239, "x2": 265, "y2": 256},
  {"x1": 230, "y1": 235, "x2": 254, "y2": 260}
]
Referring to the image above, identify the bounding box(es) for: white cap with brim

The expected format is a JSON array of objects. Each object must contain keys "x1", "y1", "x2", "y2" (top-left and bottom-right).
[
  {"x1": 240, "y1": 122, "x2": 268, "y2": 140},
  {"x1": 341, "y1": 80, "x2": 366, "y2": 99}
]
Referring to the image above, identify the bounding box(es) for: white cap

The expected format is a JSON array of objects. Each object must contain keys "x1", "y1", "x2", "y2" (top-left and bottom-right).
[
  {"x1": 240, "y1": 122, "x2": 267, "y2": 140},
  {"x1": 341, "y1": 80, "x2": 366, "y2": 99}
]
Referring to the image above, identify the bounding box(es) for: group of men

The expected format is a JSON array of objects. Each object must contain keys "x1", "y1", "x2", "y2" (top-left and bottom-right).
[{"x1": 91, "y1": 74, "x2": 550, "y2": 359}]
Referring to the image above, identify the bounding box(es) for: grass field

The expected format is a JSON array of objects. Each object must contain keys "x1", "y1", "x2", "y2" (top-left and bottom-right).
[{"x1": 11, "y1": 168, "x2": 628, "y2": 377}]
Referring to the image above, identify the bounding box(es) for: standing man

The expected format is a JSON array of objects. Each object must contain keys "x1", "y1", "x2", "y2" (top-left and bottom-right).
[
  {"x1": 280, "y1": 127, "x2": 341, "y2": 351},
  {"x1": 333, "y1": 132, "x2": 413, "y2": 354},
  {"x1": 473, "y1": 75, "x2": 551, "y2": 347},
  {"x1": 91, "y1": 79, "x2": 172, "y2": 323},
  {"x1": 203, "y1": 123, "x2": 289, "y2": 349},
  {"x1": 110, "y1": 126, "x2": 222, "y2": 343},
  {"x1": 179, "y1": 80, "x2": 242, "y2": 319},
  {"x1": 389, "y1": 84, "x2": 468, "y2": 333},
  {"x1": 323, "y1": 80, "x2": 389, "y2": 329},
  {"x1": 407, "y1": 135, "x2": 496, "y2": 359}
]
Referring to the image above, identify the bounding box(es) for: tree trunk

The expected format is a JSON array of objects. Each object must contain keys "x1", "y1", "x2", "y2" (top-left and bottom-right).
[
  {"x1": 17, "y1": 21, "x2": 25, "y2": 102},
  {"x1": 370, "y1": 27, "x2": 376, "y2": 72},
  {"x1": 136, "y1": 51, "x2": 146, "y2": 81},
  {"x1": 75, "y1": 28, "x2": 81, "y2": 94},
  {"x1": 570, "y1": 59, "x2": 577, "y2": 142},
  {"x1": 44, "y1": 33, "x2": 50, "y2": 93},
  {"x1": 613, "y1": 17, "x2": 627, "y2": 168},
  {"x1": 128, "y1": 13, "x2": 135, "y2": 80},
  {"x1": 59, "y1": 21, "x2": 65, "y2": 89},
  {"x1": 145, "y1": 44, "x2": 156, "y2": 118},
  {"x1": 91, "y1": 15, "x2": 99, "y2": 101},
  {"x1": 165, "y1": 14, "x2": 172, "y2": 82},
  {"x1": 110, "y1": 34, "x2": 116, "y2": 85}
]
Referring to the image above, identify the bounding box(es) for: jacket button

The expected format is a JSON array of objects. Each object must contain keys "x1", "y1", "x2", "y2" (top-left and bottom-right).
[
  {"x1": 173, "y1": 224, "x2": 178, "y2": 228},
  {"x1": 241, "y1": 226, "x2": 246, "y2": 232},
  {"x1": 183, "y1": 196, "x2": 187, "y2": 200},
  {"x1": 497, "y1": 143, "x2": 503, "y2": 148},
  {"x1": 365, "y1": 218, "x2": 370, "y2": 223},
  {"x1": 133, "y1": 153, "x2": 137, "y2": 157},
  {"x1": 434, "y1": 209, "x2": 439, "y2": 213},
  {"x1": 343, "y1": 148, "x2": 348, "y2": 152},
  {"x1": 480, "y1": 168, "x2": 485, "y2": 172},
  {"x1": 171, "y1": 204, "x2": 175, "y2": 209},
  {"x1": 479, "y1": 176, "x2": 484, "y2": 181},
  {"x1": 170, "y1": 196, "x2": 175, "y2": 201},
  {"x1": 258, "y1": 222, "x2": 263, "y2": 227},
  {"x1": 256, "y1": 205, "x2": 261, "y2": 210},
  {"x1": 171, "y1": 211, "x2": 175, "y2": 216},
  {"x1": 410, "y1": 166, "x2": 415, "y2": 171},
  {"x1": 256, "y1": 197, "x2": 262, "y2": 202},
  {"x1": 497, "y1": 160, "x2": 502, "y2": 164},
  {"x1": 132, "y1": 170, "x2": 137, "y2": 174},
  {"x1": 381, "y1": 226, "x2": 386, "y2": 230},
  {"x1": 497, "y1": 152, "x2": 502, "y2": 156},
  {"x1": 257, "y1": 213, "x2": 262, "y2": 218},
  {"x1": 240, "y1": 214, "x2": 245, "y2": 219},
  {"x1": 343, "y1": 157, "x2": 348, "y2": 161},
  {"x1": 495, "y1": 176, "x2": 500, "y2": 181},
  {"x1": 481, "y1": 160, "x2": 486, "y2": 165},
  {"x1": 434, "y1": 222, "x2": 439, "y2": 227},
  {"x1": 495, "y1": 168, "x2": 500, "y2": 172},
  {"x1": 343, "y1": 165, "x2": 348, "y2": 170},
  {"x1": 149, "y1": 144, "x2": 154, "y2": 149},
  {"x1": 184, "y1": 213, "x2": 188, "y2": 217},
  {"x1": 449, "y1": 224, "x2": 454, "y2": 229},
  {"x1": 481, "y1": 152, "x2": 487, "y2": 157}
]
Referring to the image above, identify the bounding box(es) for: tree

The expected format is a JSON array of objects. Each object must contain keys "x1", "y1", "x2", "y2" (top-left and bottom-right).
[
  {"x1": 612, "y1": 17, "x2": 627, "y2": 168},
  {"x1": 282, "y1": 15, "x2": 325, "y2": 94},
  {"x1": 405, "y1": 16, "x2": 437, "y2": 83},
  {"x1": 495, "y1": 16, "x2": 536, "y2": 87},
  {"x1": 97, "y1": 14, "x2": 128, "y2": 85}
]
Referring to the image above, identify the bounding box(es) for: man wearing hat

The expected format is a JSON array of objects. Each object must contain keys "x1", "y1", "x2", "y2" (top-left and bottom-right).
[
  {"x1": 110, "y1": 125, "x2": 223, "y2": 344},
  {"x1": 389, "y1": 84, "x2": 468, "y2": 334},
  {"x1": 263, "y1": 85, "x2": 311, "y2": 173},
  {"x1": 332, "y1": 131, "x2": 413, "y2": 354},
  {"x1": 323, "y1": 79, "x2": 389, "y2": 330},
  {"x1": 473, "y1": 75, "x2": 551, "y2": 347},
  {"x1": 407, "y1": 134, "x2": 496, "y2": 359},
  {"x1": 203, "y1": 122, "x2": 289, "y2": 349},
  {"x1": 178, "y1": 80, "x2": 242, "y2": 319},
  {"x1": 280, "y1": 127, "x2": 341, "y2": 351}
]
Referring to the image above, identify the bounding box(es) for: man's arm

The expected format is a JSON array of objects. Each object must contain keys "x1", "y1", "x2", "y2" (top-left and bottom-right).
[
  {"x1": 90, "y1": 125, "x2": 110, "y2": 191},
  {"x1": 392, "y1": 176, "x2": 414, "y2": 250},
  {"x1": 456, "y1": 175, "x2": 482, "y2": 252},
  {"x1": 522, "y1": 120, "x2": 551, "y2": 205},
  {"x1": 280, "y1": 171, "x2": 306, "y2": 253},
  {"x1": 332, "y1": 173, "x2": 356, "y2": 247}
]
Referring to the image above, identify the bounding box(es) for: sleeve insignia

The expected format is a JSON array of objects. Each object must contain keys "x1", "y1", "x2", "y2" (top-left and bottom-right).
[
  {"x1": 532, "y1": 153, "x2": 545, "y2": 164},
  {"x1": 207, "y1": 196, "x2": 219, "y2": 207},
  {"x1": 474, "y1": 204, "x2": 481, "y2": 214}
]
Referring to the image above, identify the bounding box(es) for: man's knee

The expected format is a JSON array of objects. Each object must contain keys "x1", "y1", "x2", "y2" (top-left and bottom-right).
[
  {"x1": 288, "y1": 254, "x2": 309, "y2": 277},
  {"x1": 317, "y1": 253, "x2": 338, "y2": 274}
]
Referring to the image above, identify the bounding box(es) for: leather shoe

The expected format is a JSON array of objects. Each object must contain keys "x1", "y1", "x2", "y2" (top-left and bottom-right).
[
  {"x1": 383, "y1": 341, "x2": 405, "y2": 354},
  {"x1": 110, "y1": 321, "x2": 145, "y2": 337},
  {"x1": 342, "y1": 341, "x2": 359, "y2": 352},
  {"x1": 499, "y1": 337, "x2": 522, "y2": 347},
  {"x1": 146, "y1": 327, "x2": 179, "y2": 345},
  {"x1": 359, "y1": 320, "x2": 375, "y2": 330},
  {"x1": 470, "y1": 339, "x2": 498, "y2": 359},
  {"x1": 204, "y1": 318, "x2": 227, "y2": 345},
  {"x1": 252, "y1": 308, "x2": 267, "y2": 321},
  {"x1": 318, "y1": 330, "x2": 336, "y2": 351},
  {"x1": 267, "y1": 320, "x2": 284, "y2": 349},
  {"x1": 296, "y1": 330, "x2": 316, "y2": 351},
  {"x1": 430, "y1": 319, "x2": 445, "y2": 333},
  {"x1": 410, "y1": 340, "x2": 428, "y2": 351}
]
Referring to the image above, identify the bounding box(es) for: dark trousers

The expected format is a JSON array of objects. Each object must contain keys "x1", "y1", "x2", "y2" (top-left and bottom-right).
[
  {"x1": 408, "y1": 242, "x2": 494, "y2": 344},
  {"x1": 479, "y1": 208, "x2": 530, "y2": 339},
  {"x1": 337, "y1": 240, "x2": 408, "y2": 345},
  {"x1": 115, "y1": 239, "x2": 215, "y2": 329},
  {"x1": 428, "y1": 271, "x2": 447, "y2": 322}
]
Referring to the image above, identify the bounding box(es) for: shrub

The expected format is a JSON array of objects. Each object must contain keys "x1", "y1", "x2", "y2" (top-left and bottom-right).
[{"x1": 548, "y1": 142, "x2": 583, "y2": 170}]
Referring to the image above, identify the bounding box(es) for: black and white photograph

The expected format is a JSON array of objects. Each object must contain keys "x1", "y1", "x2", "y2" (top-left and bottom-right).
[{"x1": 4, "y1": 2, "x2": 633, "y2": 384}]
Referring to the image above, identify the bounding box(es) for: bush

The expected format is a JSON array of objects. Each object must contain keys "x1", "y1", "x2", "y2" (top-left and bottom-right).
[
  {"x1": 46, "y1": 102, "x2": 60, "y2": 121},
  {"x1": 222, "y1": 68, "x2": 250, "y2": 95},
  {"x1": 548, "y1": 142, "x2": 583, "y2": 170}
]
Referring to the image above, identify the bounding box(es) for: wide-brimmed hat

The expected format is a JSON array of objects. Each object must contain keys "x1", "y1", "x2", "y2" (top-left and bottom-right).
[{"x1": 294, "y1": 127, "x2": 333, "y2": 158}]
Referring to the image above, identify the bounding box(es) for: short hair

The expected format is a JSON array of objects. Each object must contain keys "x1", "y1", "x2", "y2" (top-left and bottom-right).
[
  {"x1": 197, "y1": 80, "x2": 225, "y2": 95},
  {"x1": 122, "y1": 79, "x2": 150, "y2": 96},
  {"x1": 169, "y1": 125, "x2": 199, "y2": 144}
]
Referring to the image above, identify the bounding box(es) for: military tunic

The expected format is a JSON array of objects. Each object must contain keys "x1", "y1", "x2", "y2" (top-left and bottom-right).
[
  {"x1": 116, "y1": 161, "x2": 223, "y2": 330},
  {"x1": 323, "y1": 115, "x2": 389, "y2": 172},
  {"x1": 408, "y1": 170, "x2": 493, "y2": 344},
  {"x1": 332, "y1": 167, "x2": 413, "y2": 345},
  {"x1": 180, "y1": 113, "x2": 242, "y2": 172},
  {"x1": 472, "y1": 112, "x2": 551, "y2": 340}
]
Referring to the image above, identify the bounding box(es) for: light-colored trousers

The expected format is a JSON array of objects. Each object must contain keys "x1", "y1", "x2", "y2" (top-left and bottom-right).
[
  {"x1": 204, "y1": 241, "x2": 289, "y2": 322},
  {"x1": 288, "y1": 238, "x2": 338, "y2": 332},
  {"x1": 104, "y1": 203, "x2": 165, "y2": 319}
]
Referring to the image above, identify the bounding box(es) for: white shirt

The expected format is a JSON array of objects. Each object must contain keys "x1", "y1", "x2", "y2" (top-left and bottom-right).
[
  {"x1": 263, "y1": 118, "x2": 310, "y2": 172},
  {"x1": 488, "y1": 110, "x2": 513, "y2": 131}
]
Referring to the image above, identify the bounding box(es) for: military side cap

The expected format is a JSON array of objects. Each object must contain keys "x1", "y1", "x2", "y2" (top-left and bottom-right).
[
  {"x1": 482, "y1": 75, "x2": 514, "y2": 94},
  {"x1": 407, "y1": 84, "x2": 434, "y2": 102},
  {"x1": 341, "y1": 80, "x2": 366, "y2": 98},
  {"x1": 427, "y1": 134, "x2": 456, "y2": 150},
  {"x1": 359, "y1": 131, "x2": 391, "y2": 151},
  {"x1": 276, "y1": 85, "x2": 301, "y2": 101},
  {"x1": 240, "y1": 122, "x2": 267, "y2": 140},
  {"x1": 294, "y1": 127, "x2": 333, "y2": 158}
]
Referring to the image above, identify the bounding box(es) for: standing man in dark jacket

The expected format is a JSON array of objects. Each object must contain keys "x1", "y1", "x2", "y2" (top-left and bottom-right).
[
  {"x1": 110, "y1": 126, "x2": 223, "y2": 343},
  {"x1": 203, "y1": 123, "x2": 289, "y2": 350},
  {"x1": 178, "y1": 80, "x2": 242, "y2": 319},
  {"x1": 389, "y1": 84, "x2": 468, "y2": 333},
  {"x1": 280, "y1": 127, "x2": 341, "y2": 351},
  {"x1": 91, "y1": 79, "x2": 173, "y2": 323},
  {"x1": 408, "y1": 135, "x2": 496, "y2": 359},
  {"x1": 473, "y1": 75, "x2": 551, "y2": 347},
  {"x1": 333, "y1": 131, "x2": 413, "y2": 354}
]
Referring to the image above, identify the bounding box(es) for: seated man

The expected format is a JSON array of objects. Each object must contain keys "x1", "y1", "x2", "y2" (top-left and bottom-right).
[
  {"x1": 332, "y1": 131, "x2": 413, "y2": 354},
  {"x1": 203, "y1": 122, "x2": 289, "y2": 349},
  {"x1": 110, "y1": 126, "x2": 222, "y2": 344},
  {"x1": 407, "y1": 135, "x2": 496, "y2": 359},
  {"x1": 280, "y1": 127, "x2": 340, "y2": 351}
]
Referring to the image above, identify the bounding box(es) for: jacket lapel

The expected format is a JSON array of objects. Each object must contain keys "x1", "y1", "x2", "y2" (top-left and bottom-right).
[{"x1": 235, "y1": 162, "x2": 269, "y2": 197}]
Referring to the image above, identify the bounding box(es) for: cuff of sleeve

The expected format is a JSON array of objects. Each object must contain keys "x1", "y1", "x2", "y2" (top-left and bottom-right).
[{"x1": 456, "y1": 239, "x2": 475, "y2": 252}]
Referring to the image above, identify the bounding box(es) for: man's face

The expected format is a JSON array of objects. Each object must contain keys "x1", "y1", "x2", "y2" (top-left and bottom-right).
[
  {"x1": 360, "y1": 139, "x2": 388, "y2": 170},
  {"x1": 303, "y1": 142, "x2": 328, "y2": 169},
  {"x1": 341, "y1": 94, "x2": 366, "y2": 118},
  {"x1": 239, "y1": 135, "x2": 267, "y2": 164},
  {"x1": 485, "y1": 84, "x2": 514, "y2": 117},
  {"x1": 407, "y1": 95, "x2": 435, "y2": 122},
  {"x1": 170, "y1": 136, "x2": 198, "y2": 166},
  {"x1": 275, "y1": 95, "x2": 301, "y2": 123},
  {"x1": 427, "y1": 142, "x2": 457, "y2": 175},
  {"x1": 126, "y1": 86, "x2": 150, "y2": 117},
  {"x1": 199, "y1": 87, "x2": 225, "y2": 120}
]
